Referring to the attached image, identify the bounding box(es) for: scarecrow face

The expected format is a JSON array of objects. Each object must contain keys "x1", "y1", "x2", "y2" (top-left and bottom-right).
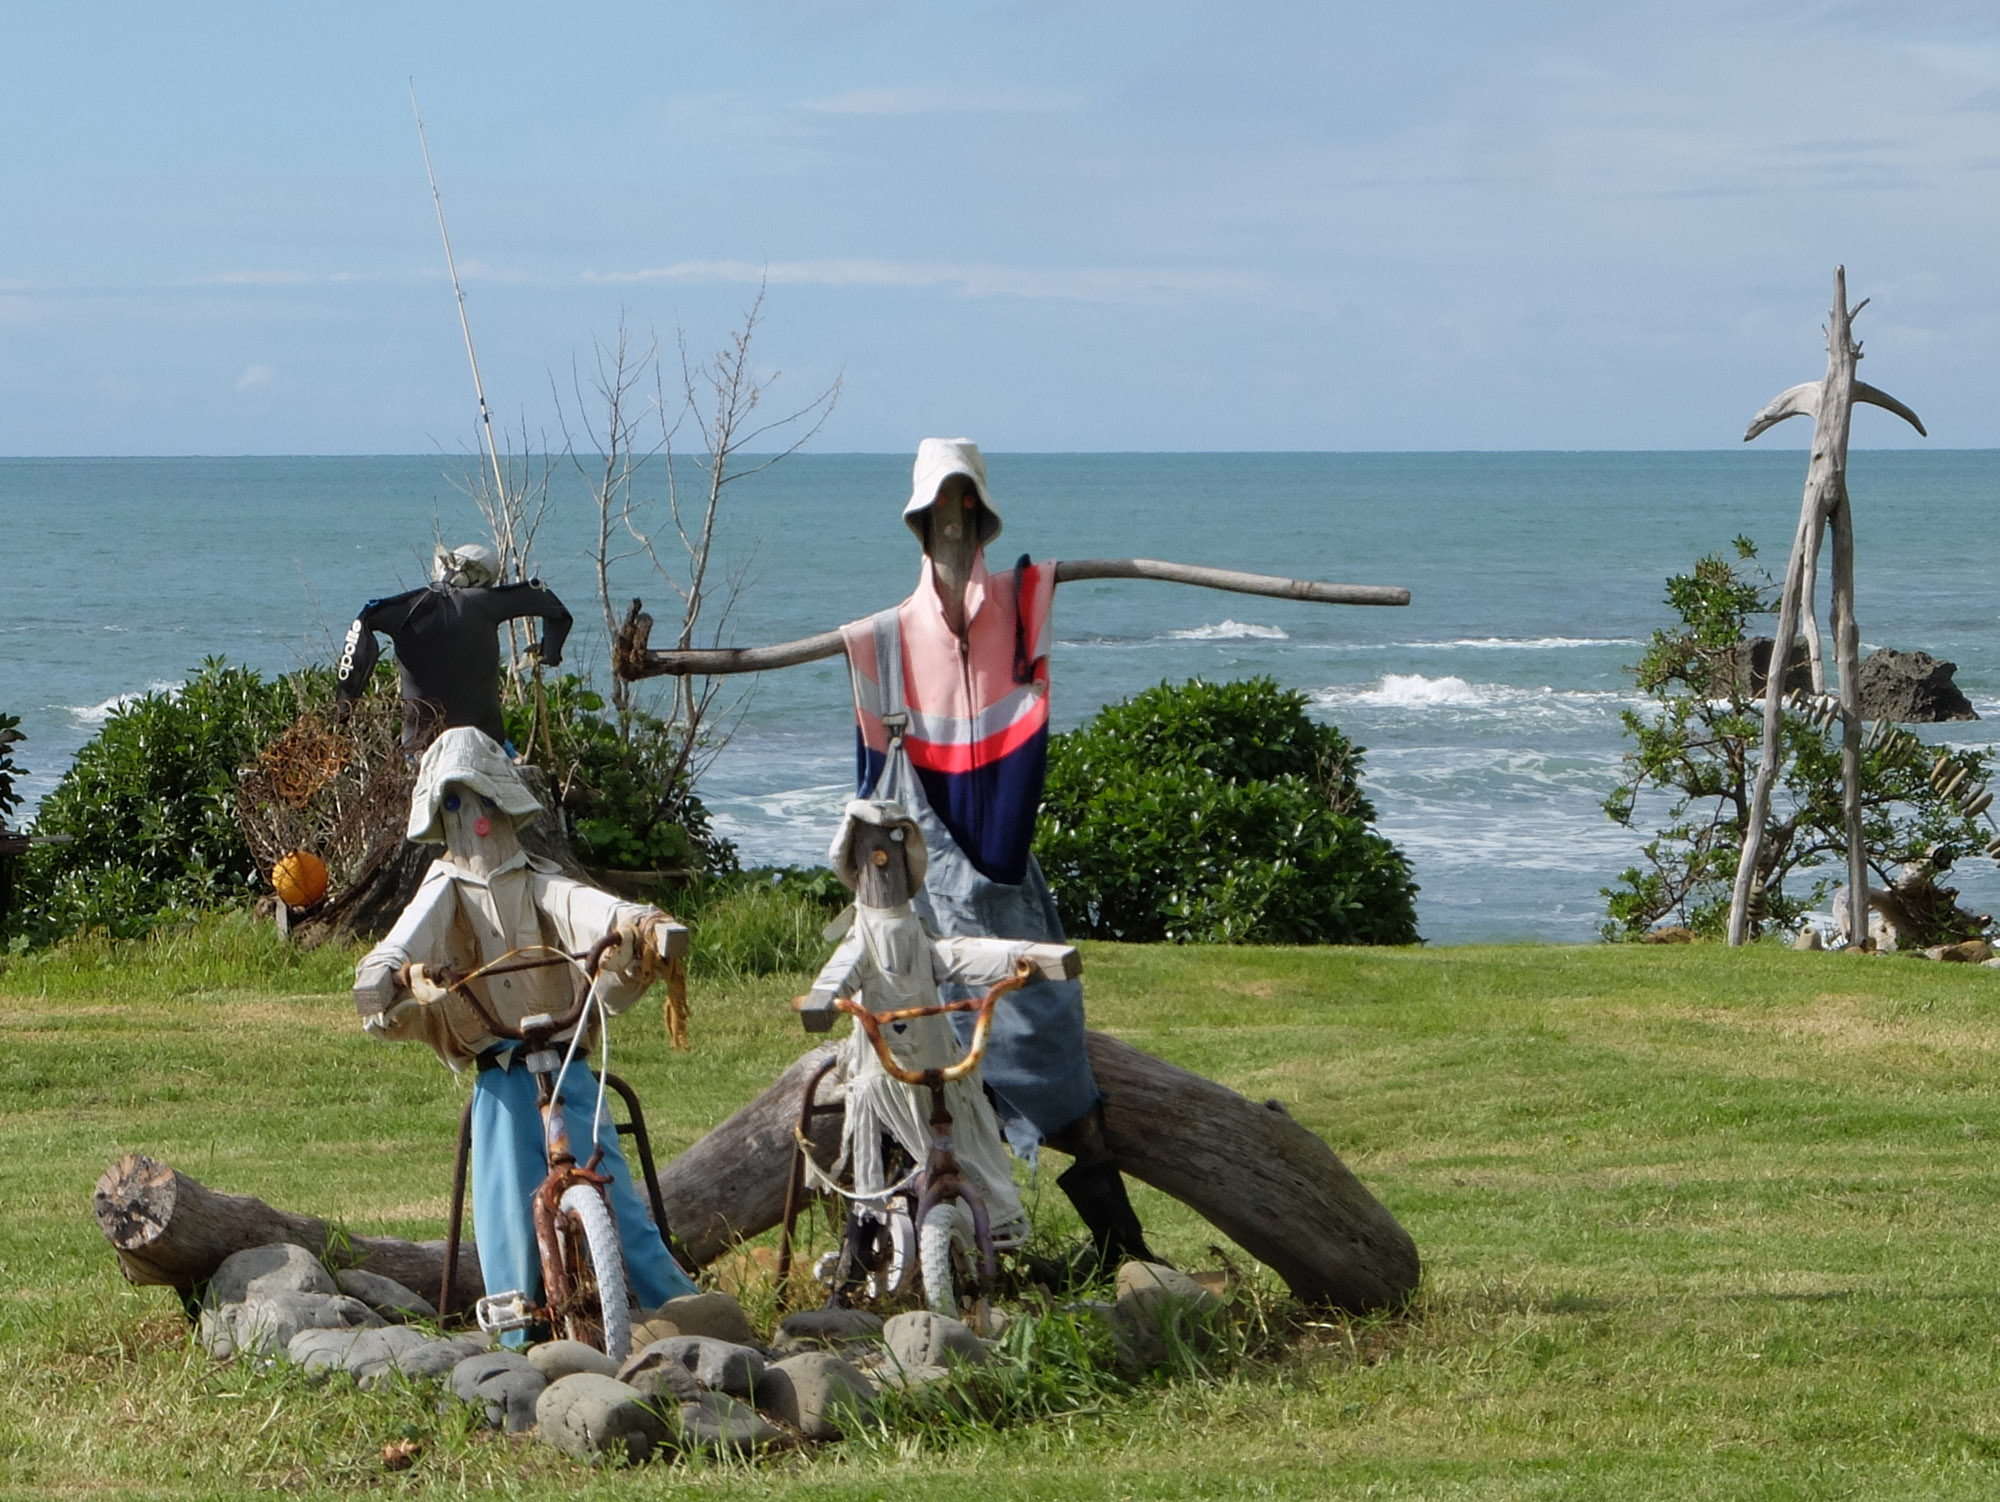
[
  {"x1": 923, "y1": 473, "x2": 985, "y2": 577},
  {"x1": 441, "y1": 779, "x2": 520, "y2": 876}
]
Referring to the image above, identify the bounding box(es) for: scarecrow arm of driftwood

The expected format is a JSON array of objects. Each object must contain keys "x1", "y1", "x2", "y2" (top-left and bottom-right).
[
  {"x1": 793, "y1": 933, "x2": 1080, "y2": 1033},
  {"x1": 93, "y1": 1153, "x2": 485, "y2": 1314},
  {"x1": 614, "y1": 560, "x2": 1411, "y2": 681},
  {"x1": 657, "y1": 1032, "x2": 1421, "y2": 1312}
]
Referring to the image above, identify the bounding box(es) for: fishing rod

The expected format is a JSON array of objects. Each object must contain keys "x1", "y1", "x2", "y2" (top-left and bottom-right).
[{"x1": 409, "y1": 80, "x2": 508, "y2": 517}]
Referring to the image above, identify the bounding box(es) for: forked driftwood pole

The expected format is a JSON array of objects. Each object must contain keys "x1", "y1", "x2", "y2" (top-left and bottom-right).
[
  {"x1": 1726, "y1": 267, "x2": 1926, "y2": 946},
  {"x1": 613, "y1": 560, "x2": 1409, "y2": 680},
  {"x1": 93, "y1": 1153, "x2": 485, "y2": 1313},
  {"x1": 661, "y1": 1035, "x2": 1421, "y2": 1312}
]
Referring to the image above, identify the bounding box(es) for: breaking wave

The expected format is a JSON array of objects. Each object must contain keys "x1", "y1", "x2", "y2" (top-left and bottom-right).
[
  {"x1": 71, "y1": 682, "x2": 180, "y2": 724},
  {"x1": 1164, "y1": 620, "x2": 1291, "y2": 642}
]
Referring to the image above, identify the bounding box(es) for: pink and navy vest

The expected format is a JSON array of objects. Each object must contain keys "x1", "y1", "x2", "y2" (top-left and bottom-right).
[{"x1": 841, "y1": 554, "x2": 1056, "y2": 886}]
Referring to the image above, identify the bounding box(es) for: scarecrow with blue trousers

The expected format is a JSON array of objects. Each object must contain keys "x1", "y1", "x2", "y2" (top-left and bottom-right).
[{"x1": 351, "y1": 728, "x2": 699, "y2": 1326}]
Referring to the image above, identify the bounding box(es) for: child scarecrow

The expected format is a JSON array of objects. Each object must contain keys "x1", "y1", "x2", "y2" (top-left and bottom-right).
[
  {"x1": 808, "y1": 797, "x2": 1034, "y2": 1258},
  {"x1": 352, "y1": 727, "x2": 698, "y2": 1321},
  {"x1": 335, "y1": 542, "x2": 573, "y2": 750}
]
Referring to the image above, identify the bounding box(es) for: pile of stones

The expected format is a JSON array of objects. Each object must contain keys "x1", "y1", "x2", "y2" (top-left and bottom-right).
[{"x1": 197, "y1": 1242, "x2": 1229, "y2": 1465}]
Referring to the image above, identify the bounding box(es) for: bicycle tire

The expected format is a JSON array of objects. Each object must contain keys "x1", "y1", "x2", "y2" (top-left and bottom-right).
[
  {"x1": 918, "y1": 1200, "x2": 975, "y2": 1319},
  {"x1": 557, "y1": 1183, "x2": 632, "y2": 1362}
]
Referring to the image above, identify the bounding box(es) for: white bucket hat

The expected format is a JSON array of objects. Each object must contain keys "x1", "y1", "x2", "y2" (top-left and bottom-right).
[
  {"x1": 407, "y1": 727, "x2": 544, "y2": 843},
  {"x1": 828, "y1": 798, "x2": 929, "y2": 894},
  {"x1": 904, "y1": 438, "x2": 1001, "y2": 547},
  {"x1": 433, "y1": 541, "x2": 500, "y2": 588}
]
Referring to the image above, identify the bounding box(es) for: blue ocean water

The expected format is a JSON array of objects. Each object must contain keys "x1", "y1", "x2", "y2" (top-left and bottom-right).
[{"x1": 6, "y1": 451, "x2": 1999, "y2": 944}]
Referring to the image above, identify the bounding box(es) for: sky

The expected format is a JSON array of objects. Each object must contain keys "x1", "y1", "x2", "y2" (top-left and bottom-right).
[{"x1": 4, "y1": 1, "x2": 2000, "y2": 454}]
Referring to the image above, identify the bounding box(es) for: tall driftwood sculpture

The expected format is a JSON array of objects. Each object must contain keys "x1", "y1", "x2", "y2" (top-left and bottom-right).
[{"x1": 1726, "y1": 267, "x2": 1926, "y2": 946}]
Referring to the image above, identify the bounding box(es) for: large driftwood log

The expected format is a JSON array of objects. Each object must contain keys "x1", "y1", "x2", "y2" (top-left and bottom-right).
[
  {"x1": 658, "y1": 1045, "x2": 845, "y2": 1265},
  {"x1": 92, "y1": 1153, "x2": 484, "y2": 1314},
  {"x1": 658, "y1": 1032, "x2": 1419, "y2": 1312}
]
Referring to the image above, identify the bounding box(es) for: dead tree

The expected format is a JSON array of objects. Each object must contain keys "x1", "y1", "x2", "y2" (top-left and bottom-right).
[{"x1": 1726, "y1": 267, "x2": 1927, "y2": 945}]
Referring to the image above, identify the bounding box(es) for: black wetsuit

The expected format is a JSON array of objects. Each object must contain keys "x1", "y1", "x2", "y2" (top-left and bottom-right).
[{"x1": 335, "y1": 582, "x2": 572, "y2": 748}]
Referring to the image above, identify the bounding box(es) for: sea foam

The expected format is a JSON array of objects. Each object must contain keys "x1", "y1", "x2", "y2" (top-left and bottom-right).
[{"x1": 1165, "y1": 620, "x2": 1290, "y2": 641}]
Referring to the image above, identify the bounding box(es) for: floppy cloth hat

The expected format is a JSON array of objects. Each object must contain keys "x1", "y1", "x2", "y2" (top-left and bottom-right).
[
  {"x1": 407, "y1": 727, "x2": 544, "y2": 843},
  {"x1": 904, "y1": 438, "x2": 1001, "y2": 547},
  {"x1": 828, "y1": 798, "x2": 929, "y2": 894},
  {"x1": 433, "y1": 541, "x2": 500, "y2": 587}
]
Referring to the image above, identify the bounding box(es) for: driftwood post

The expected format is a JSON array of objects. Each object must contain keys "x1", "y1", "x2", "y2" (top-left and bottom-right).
[{"x1": 1725, "y1": 267, "x2": 1926, "y2": 946}]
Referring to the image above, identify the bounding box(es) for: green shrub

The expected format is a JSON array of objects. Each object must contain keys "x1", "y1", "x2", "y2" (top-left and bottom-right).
[
  {"x1": 0, "y1": 712, "x2": 23, "y2": 831},
  {"x1": 504, "y1": 675, "x2": 735, "y2": 877},
  {"x1": 679, "y1": 866, "x2": 846, "y2": 980},
  {"x1": 9, "y1": 661, "x2": 321, "y2": 947},
  {"x1": 1036, "y1": 677, "x2": 1419, "y2": 945}
]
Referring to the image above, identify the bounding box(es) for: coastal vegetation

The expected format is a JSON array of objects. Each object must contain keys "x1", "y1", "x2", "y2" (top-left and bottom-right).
[
  {"x1": 1038, "y1": 676, "x2": 1419, "y2": 945},
  {"x1": 7, "y1": 930, "x2": 2000, "y2": 1495},
  {"x1": 1602, "y1": 540, "x2": 1991, "y2": 941}
]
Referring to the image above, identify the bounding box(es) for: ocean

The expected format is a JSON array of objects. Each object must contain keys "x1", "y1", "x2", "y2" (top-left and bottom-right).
[{"x1": 6, "y1": 450, "x2": 1998, "y2": 944}]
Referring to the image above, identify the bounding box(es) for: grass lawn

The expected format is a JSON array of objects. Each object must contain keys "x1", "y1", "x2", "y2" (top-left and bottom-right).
[{"x1": 6, "y1": 922, "x2": 2000, "y2": 1497}]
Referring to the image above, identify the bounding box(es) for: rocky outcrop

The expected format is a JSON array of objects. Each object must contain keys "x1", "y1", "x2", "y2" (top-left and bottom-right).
[{"x1": 1852, "y1": 649, "x2": 1978, "y2": 723}]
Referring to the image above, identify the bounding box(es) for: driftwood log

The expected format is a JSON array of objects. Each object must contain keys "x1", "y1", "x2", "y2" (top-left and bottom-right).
[
  {"x1": 92, "y1": 1153, "x2": 484, "y2": 1314},
  {"x1": 658, "y1": 1032, "x2": 1419, "y2": 1312}
]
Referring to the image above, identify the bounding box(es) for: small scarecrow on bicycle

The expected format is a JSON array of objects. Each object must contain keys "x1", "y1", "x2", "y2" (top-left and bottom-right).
[{"x1": 352, "y1": 727, "x2": 700, "y2": 1336}]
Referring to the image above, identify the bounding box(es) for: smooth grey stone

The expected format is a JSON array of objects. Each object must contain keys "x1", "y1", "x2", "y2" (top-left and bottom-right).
[
  {"x1": 451, "y1": 1349, "x2": 538, "y2": 1402},
  {"x1": 287, "y1": 1326, "x2": 366, "y2": 1373},
  {"x1": 205, "y1": 1244, "x2": 337, "y2": 1308},
  {"x1": 335, "y1": 1268, "x2": 437, "y2": 1322},
  {"x1": 865, "y1": 1359, "x2": 970, "y2": 1415},
  {"x1": 640, "y1": 1335, "x2": 765, "y2": 1397},
  {"x1": 213, "y1": 1291, "x2": 381, "y2": 1358},
  {"x1": 757, "y1": 1351, "x2": 877, "y2": 1440},
  {"x1": 535, "y1": 1373, "x2": 670, "y2": 1464},
  {"x1": 352, "y1": 1331, "x2": 487, "y2": 1388},
  {"x1": 527, "y1": 1338, "x2": 620, "y2": 1381},
  {"x1": 771, "y1": 1307, "x2": 883, "y2": 1355},
  {"x1": 1110, "y1": 1260, "x2": 1227, "y2": 1375},
  {"x1": 613, "y1": 1342, "x2": 704, "y2": 1404},
  {"x1": 672, "y1": 1392, "x2": 783, "y2": 1454},
  {"x1": 475, "y1": 1368, "x2": 548, "y2": 1434},
  {"x1": 643, "y1": 1291, "x2": 759, "y2": 1347},
  {"x1": 882, "y1": 1310, "x2": 988, "y2": 1370}
]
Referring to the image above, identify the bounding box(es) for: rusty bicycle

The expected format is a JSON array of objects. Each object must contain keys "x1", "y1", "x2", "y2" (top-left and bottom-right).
[{"x1": 401, "y1": 928, "x2": 686, "y2": 1361}]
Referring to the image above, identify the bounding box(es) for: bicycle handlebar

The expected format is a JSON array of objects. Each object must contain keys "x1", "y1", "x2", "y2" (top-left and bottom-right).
[
  {"x1": 833, "y1": 959, "x2": 1037, "y2": 1086},
  {"x1": 396, "y1": 934, "x2": 621, "y2": 1042}
]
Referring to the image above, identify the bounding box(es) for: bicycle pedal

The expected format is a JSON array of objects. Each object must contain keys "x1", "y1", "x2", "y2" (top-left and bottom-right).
[{"x1": 475, "y1": 1291, "x2": 537, "y2": 1334}]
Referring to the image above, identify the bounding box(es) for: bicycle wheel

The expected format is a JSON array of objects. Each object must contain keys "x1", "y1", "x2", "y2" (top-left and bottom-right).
[
  {"x1": 918, "y1": 1200, "x2": 976, "y2": 1319},
  {"x1": 556, "y1": 1183, "x2": 632, "y2": 1362}
]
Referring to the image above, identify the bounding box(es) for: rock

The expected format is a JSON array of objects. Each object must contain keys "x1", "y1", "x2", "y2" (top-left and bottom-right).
[
  {"x1": 348, "y1": 1330, "x2": 487, "y2": 1389},
  {"x1": 452, "y1": 1351, "x2": 546, "y2": 1434},
  {"x1": 527, "y1": 1339, "x2": 621, "y2": 1381},
  {"x1": 1717, "y1": 637, "x2": 1813, "y2": 701},
  {"x1": 1792, "y1": 924, "x2": 1823, "y2": 951},
  {"x1": 287, "y1": 1327, "x2": 366, "y2": 1374},
  {"x1": 629, "y1": 1315, "x2": 680, "y2": 1349},
  {"x1": 535, "y1": 1372, "x2": 671, "y2": 1464},
  {"x1": 1853, "y1": 649, "x2": 1977, "y2": 724},
  {"x1": 1111, "y1": 1261, "x2": 1227, "y2": 1375},
  {"x1": 623, "y1": 1335, "x2": 764, "y2": 1398},
  {"x1": 771, "y1": 1307, "x2": 884, "y2": 1355},
  {"x1": 1928, "y1": 939, "x2": 1994, "y2": 964},
  {"x1": 757, "y1": 1352, "x2": 877, "y2": 1440},
  {"x1": 671, "y1": 1392, "x2": 785, "y2": 1454},
  {"x1": 863, "y1": 1358, "x2": 971, "y2": 1415},
  {"x1": 205, "y1": 1291, "x2": 381, "y2": 1359},
  {"x1": 882, "y1": 1310, "x2": 988, "y2": 1370},
  {"x1": 642, "y1": 1291, "x2": 759, "y2": 1347},
  {"x1": 205, "y1": 1244, "x2": 338, "y2": 1307},
  {"x1": 1639, "y1": 925, "x2": 1695, "y2": 945},
  {"x1": 335, "y1": 1268, "x2": 437, "y2": 1322},
  {"x1": 614, "y1": 1343, "x2": 704, "y2": 1405}
]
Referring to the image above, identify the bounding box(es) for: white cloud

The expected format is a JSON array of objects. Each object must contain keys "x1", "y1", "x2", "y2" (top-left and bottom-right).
[
  {"x1": 235, "y1": 363, "x2": 276, "y2": 391},
  {"x1": 582, "y1": 256, "x2": 1258, "y2": 303}
]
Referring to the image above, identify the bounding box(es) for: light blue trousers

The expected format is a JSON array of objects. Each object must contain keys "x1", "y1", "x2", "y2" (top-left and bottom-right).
[{"x1": 470, "y1": 1060, "x2": 698, "y2": 1330}]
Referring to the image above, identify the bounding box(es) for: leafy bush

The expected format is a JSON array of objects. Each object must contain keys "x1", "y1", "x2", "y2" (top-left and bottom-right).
[
  {"x1": 9, "y1": 661, "x2": 322, "y2": 946},
  {"x1": 1036, "y1": 677, "x2": 1419, "y2": 945},
  {"x1": 0, "y1": 713, "x2": 23, "y2": 832},
  {"x1": 505, "y1": 675, "x2": 735, "y2": 877},
  {"x1": 679, "y1": 867, "x2": 847, "y2": 980},
  {"x1": 1602, "y1": 540, "x2": 1993, "y2": 941}
]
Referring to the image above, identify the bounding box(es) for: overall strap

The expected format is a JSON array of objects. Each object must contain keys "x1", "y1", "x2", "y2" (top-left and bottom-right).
[{"x1": 869, "y1": 606, "x2": 909, "y2": 749}]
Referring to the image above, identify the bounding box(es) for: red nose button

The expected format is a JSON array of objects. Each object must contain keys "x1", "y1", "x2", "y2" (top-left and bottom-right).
[{"x1": 474, "y1": 816, "x2": 492, "y2": 837}]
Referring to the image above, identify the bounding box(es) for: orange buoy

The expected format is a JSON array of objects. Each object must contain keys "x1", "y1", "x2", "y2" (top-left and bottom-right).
[{"x1": 272, "y1": 850, "x2": 329, "y2": 910}]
